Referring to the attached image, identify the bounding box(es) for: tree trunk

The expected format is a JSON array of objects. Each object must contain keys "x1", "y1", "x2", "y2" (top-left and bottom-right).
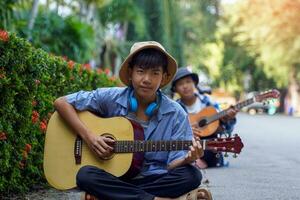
[
  {"x1": 46, "y1": 0, "x2": 49, "y2": 9},
  {"x1": 87, "y1": 3, "x2": 95, "y2": 23},
  {"x1": 27, "y1": 0, "x2": 39, "y2": 40}
]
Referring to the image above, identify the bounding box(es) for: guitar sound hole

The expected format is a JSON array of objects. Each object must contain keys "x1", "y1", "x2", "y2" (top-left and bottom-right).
[{"x1": 198, "y1": 119, "x2": 207, "y2": 127}]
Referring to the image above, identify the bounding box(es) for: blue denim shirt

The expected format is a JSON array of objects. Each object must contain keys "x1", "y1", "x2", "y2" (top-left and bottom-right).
[
  {"x1": 177, "y1": 93, "x2": 236, "y2": 134},
  {"x1": 66, "y1": 87, "x2": 193, "y2": 176}
]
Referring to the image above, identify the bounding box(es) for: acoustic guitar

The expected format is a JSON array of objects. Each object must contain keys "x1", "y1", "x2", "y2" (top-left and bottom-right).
[
  {"x1": 43, "y1": 111, "x2": 244, "y2": 190},
  {"x1": 189, "y1": 89, "x2": 280, "y2": 137}
]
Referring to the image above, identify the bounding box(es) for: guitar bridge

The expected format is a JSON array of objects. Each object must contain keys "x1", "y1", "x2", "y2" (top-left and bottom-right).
[{"x1": 74, "y1": 136, "x2": 82, "y2": 164}]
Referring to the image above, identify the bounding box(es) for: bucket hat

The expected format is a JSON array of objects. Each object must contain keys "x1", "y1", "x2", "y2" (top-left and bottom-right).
[
  {"x1": 171, "y1": 67, "x2": 199, "y2": 92},
  {"x1": 119, "y1": 41, "x2": 177, "y2": 88}
]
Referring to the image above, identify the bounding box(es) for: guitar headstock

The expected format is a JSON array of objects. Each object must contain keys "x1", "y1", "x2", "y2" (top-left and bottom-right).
[
  {"x1": 206, "y1": 134, "x2": 244, "y2": 154},
  {"x1": 254, "y1": 89, "x2": 280, "y2": 102}
]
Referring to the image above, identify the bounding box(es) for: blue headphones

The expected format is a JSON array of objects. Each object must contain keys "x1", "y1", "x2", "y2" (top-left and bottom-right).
[{"x1": 128, "y1": 88, "x2": 162, "y2": 117}]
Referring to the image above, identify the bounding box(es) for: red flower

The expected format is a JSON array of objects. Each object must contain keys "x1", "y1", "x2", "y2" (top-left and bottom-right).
[
  {"x1": 25, "y1": 143, "x2": 32, "y2": 153},
  {"x1": 0, "y1": 30, "x2": 9, "y2": 42},
  {"x1": 68, "y1": 60, "x2": 75, "y2": 70},
  {"x1": 40, "y1": 120, "x2": 47, "y2": 132},
  {"x1": 32, "y1": 110, "x2": 39, "y2": 123},
  {"x1": 104, "y1": 68, "x2": 111, "y2": 75},
  {"x1": 0, "y1": 132, "x2": 7, "y2": 141},
  {"x1": 83, "y1": 63, "x2": 91, "y2": 71},
  {"x1": 35, "y1": 79, "x2": 41, "y2": 85}
]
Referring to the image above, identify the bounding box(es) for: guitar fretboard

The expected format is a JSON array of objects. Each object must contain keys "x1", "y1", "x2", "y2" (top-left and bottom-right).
[
  {"x1": 206, "y1": 98, "x2": 254, "y2": 124},
  {"x1": 114, "y1": 140, "x2": 204, "y2": 153}
]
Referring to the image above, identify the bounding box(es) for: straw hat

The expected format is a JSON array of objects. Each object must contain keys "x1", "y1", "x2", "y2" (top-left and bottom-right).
[{"x1": 119, "y1": 41, "x2": 177, "y2": 88}]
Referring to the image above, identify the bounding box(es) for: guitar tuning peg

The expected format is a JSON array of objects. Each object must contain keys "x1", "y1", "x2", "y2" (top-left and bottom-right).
[
  {"x1": 233, "y1": 153, "x2": 237, "y2": 158},
  {"x1": 224, "y1": 152, "x2": 228, "y2": 157}
]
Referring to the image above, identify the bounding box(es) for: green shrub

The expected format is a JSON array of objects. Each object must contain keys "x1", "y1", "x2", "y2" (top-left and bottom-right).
[{"x1": 0, "y1": 30, "x2": 119, "y2": 197}]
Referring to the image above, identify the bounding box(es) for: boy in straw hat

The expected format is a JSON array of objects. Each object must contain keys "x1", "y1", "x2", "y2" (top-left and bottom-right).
[{"x1": 54, "y1": 41, "x2": 211, "y2": 200}]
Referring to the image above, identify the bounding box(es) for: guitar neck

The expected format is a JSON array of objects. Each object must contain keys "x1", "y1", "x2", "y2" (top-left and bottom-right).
[
  {"x1": 114, "y1": 140, "x2": 203, "y2": 153},
  {"x1": 207, "y1": 98, "x2": 255, "y2": 123}
]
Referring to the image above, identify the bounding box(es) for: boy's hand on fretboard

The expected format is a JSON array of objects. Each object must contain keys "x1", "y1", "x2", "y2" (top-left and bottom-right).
[
  {"x1": 184, "y1": 137, "x2": 204, "y2": 163},
  {"x1": 220, "y1": 106, "x2": 238, "y2": 122}
]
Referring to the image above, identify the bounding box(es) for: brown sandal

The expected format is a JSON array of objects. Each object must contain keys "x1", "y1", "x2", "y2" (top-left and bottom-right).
[
  {"x1": 173, "y1": 187, "x2": 212, "y2": 200},
  {"x1": 173, "y1": 188, "x2": 198, "y2": 200},
  {"x1": 196, "y1": 188, "x2": 213, "y2": 200},
  {"x1": 80, "y1": 192, "x2": 99, "y2": 200}
]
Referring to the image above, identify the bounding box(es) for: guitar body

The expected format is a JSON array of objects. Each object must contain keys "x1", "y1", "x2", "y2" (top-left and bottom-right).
[
  {"x1": 188, "y1": 106, "x2": 220, "y2": 137},
  {"x1": 43, "y1": 111, "x2": 144, "y2": 190}
]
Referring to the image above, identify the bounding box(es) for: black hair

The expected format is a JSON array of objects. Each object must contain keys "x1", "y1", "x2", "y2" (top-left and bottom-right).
[{"x1": 128, "y1": 48, "x2": 168, "y2": 73}]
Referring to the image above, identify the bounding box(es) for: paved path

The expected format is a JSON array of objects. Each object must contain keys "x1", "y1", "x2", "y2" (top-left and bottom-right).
[{"x1": 205, "y1": 113, "x2": 300, "y2": 200}]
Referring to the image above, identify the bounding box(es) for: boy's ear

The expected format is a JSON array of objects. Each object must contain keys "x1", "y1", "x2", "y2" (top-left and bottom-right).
[{"x1": 160, "y1": 72, "x2": 169, "y2": 87}]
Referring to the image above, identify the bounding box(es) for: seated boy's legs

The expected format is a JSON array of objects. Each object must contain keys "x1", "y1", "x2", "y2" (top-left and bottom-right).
[
  {"x1": 77, "y1": 166, "x2": 155, "y2": 200},
  {"x1": 77, "y1": 164, "x2": 202, "y2": 200},
  {"x1": 200, "y1": 133, "x2": 224, "y2": 168},
  {"x1": 129, "y1": 164, "x2": 202, "y2": 198},
  {"x1": 202, "y1": 150, "x2": 224, "y2": 167}
]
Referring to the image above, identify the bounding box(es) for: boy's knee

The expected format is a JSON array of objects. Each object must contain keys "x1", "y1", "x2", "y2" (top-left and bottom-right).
[
  {"x1": 76, "y1": 166, "x2": 99, "y2": 189},
  {"x1": 186, "y1": 165, "x2": 202, "y2": 188}
]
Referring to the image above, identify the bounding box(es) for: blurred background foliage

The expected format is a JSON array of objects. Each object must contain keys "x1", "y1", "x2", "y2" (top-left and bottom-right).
[{"x1": 1, "y1": 0, "x2": 299, "y2": 111}]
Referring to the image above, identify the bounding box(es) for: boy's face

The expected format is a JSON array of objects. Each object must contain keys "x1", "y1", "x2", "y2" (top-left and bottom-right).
[
  {"x1": 174, "y1": 76, "x2": 196, "y2": 99},
  {"x1": 129, "y1": 65, "x2": 167, "y2": 100}
]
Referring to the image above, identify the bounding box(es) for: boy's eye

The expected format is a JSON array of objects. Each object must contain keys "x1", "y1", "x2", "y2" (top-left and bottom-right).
[{"x1": 152, "y1": 69, "x2": 162, "y2": 74}]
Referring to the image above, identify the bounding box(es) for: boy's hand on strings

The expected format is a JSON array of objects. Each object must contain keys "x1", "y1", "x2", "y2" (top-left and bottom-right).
[
  {"x1": 87, "y1": 133, "x2": 115, "y2": 159},
  {"x1": 221, "y1": 106, "x2": 238, "y2": 122},
  {"x1": 185, "y1": 137, "x2": 204, "y2": 163},
  {"x1": 191, "y1": 126, "x2": 203, "y2": 137}
]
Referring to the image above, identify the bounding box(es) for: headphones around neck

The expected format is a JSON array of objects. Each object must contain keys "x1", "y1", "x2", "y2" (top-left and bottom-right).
[{"x1": 128, "y1": 88, "x2": 162, "y2": 117}]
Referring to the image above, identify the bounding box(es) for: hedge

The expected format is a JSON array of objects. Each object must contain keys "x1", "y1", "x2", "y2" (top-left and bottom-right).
[{"x1": 0, "y1": 30, "x2": 119, "y2": 197}]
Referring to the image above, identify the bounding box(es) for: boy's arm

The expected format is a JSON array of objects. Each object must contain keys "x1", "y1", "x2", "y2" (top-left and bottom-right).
[
  {"x1": 167, "y1": 137, "x2": 203, "y2": 170},
  {"x1": 54, "y1": 97, "x2": 92, "y2": 141},
  {"x1": 167, "y1": 158, "x2": 188, "y2": 170},
  {"x1": 54, "y1": 97, "x2": 114, "y2": 158},
  {"x1": 219, "y1": 106, "x2": 238, "y2": 134},
  {"x1": 206, "y1": 95, "x2": 237, "y2": 134},
  {"x1": 219, "y1": 117, "x2": 237, "y2": 133},
  {"x1": 167, "y1": 109, "x2": 203, "y2": 170}
]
